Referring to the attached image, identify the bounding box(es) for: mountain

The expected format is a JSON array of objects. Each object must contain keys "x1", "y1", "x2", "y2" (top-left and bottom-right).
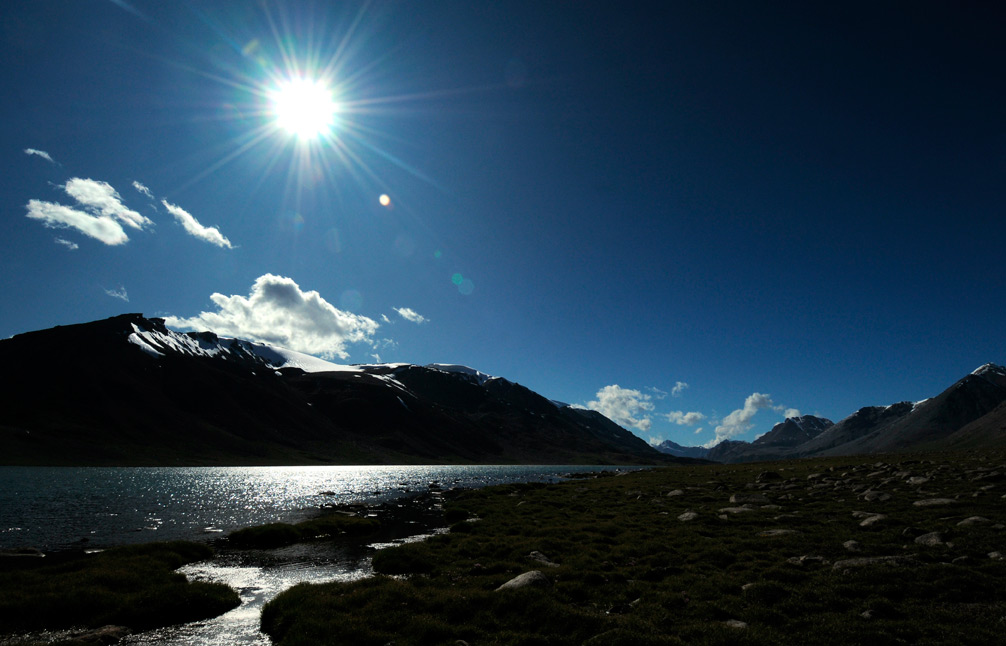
[
  {"x1": 687, "y1": 364, "x2": 1006, "y2": 463},
  {"x1": 653, "y1": 439, "x2": 710, "y2": 460},
  {"x1": 0, "y1": 314, "x2": 683, "y2": 466}
]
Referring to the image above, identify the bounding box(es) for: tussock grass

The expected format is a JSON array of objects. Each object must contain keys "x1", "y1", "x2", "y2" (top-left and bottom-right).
[
  {"x1": 0, "y1": 541, "x2": 238, "y2": 634},
  {"x1": 263, "y1": 452, "x2": 1006, "y2": 645},
  {"x1": 226, "y1": 513, "x2": 380, "y2": 549}
]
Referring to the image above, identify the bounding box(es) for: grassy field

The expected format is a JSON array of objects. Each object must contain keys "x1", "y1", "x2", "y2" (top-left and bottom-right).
[
  {"x1": 0, "y1": 541, "x2": 239, "y2": 639},
  {"x1": 262, "y1": 452, "x2": 1006, "y2": 646}
]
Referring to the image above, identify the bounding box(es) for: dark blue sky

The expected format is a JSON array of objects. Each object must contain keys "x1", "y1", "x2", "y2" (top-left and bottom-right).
[{"x1": 2, "y1": 1, "x2": 1003, "y2": 447}]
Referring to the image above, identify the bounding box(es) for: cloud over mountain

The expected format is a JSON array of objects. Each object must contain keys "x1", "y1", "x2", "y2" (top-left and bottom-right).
[
  {"x1": 164, "y1": 274, "x2": 379, "y2": 360},
  {"x1": 585, "y1": 385, "x2": 655, "y2": 432},
  {"x1": 708, "y1": 392, "x2": 796, "y2": 447}
]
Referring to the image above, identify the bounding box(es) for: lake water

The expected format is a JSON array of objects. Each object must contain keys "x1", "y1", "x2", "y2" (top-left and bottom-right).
[
  {"x1": 0, "y1": 465, "x2": 619, "y2": 645},
  {"x1": 0, "y1": 465, "x2": 614, "y2": 551}
]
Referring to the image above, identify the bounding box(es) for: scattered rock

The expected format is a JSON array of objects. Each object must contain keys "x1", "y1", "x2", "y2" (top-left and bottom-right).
[
  {"x1": 907, "y1": 477, "x2": 930, "y2": 485},
  {"x1": 958, "y1": 516, "x2": 991, "y2": 527},
  {"x1": 859, "y1": 514, "x2": 887, "y2": 528},
  {"x1": 843, "y1": 540, "x2": 862, "y2": 552},
  {"x1": 678, "y1": 511, "x2": 699, "y2": 522},
  {"x1": 666, "y1": 489, "x2": 685, "y2": 497},
  {"x1": 496, "y1": 570, "x2": 551, "y2": 591},
  {"x1": 723, "y1": 619, "x2": 748, "y2": 629},
  {"x1": 756, "y1": 471, "x2": 783, "y2": 483},
  {"x1": 759, "y1": 529, "x2": 800, "y2": 537},
  {"x1": 787, "y1": 555, "x2": 829, "y2": 567},
  {"x1": 60, "y1": 625, "x2": 132, "y2": 645},
  {"x1": 861, "y1": 490, "x2": 891, "y2": 502},
  {"x1": 914, "y1": 532, "x2": 944, "y2": 546},
  {"x1": 988, "y1": 552, "x2": 1003, "y2": 560},
  {"x1": 832, "y1": 555, "x2": 917, "y2": 570},
  {"x1": 730, "y1": 493, "x2": 769, "y2": 504},
  {"x1": 718, "y1": 506, "x2": 755, "y2": 514},
  {"x1": 913, "y1": 498, "x2": 956, "y2": 507},
  {"x1": 528, "y1": 551, "x2": 559, "y2": 567}
]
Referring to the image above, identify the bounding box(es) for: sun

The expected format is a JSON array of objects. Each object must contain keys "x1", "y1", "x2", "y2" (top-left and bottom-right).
[{"x1": 269, "y1": 77, "x2": 339, "y2": 140}]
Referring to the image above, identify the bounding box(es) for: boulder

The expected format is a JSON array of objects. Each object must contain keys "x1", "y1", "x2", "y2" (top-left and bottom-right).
[{"x1": 496, "y1": 570, "x2": 551, "y2": 591}]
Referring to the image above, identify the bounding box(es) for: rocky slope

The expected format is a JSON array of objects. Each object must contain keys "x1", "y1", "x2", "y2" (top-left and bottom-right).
[{"x1": 0, "y1": 314, "x2": 682, "y2": 466}]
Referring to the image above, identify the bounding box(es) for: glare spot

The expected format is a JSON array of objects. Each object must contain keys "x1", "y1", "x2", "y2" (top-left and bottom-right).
[
  {"x1": 270, "y1": 78, "x2": 339, "y2": 140},
  {"x1": 451, "y1": 273, "x2": 463, "y2": 286},
  {"x1": 379, "y1": 194, "x2": 392, "y2": 207},
  {"x1": 458, "y1": 278, "x2": 475, "y2": 296}
]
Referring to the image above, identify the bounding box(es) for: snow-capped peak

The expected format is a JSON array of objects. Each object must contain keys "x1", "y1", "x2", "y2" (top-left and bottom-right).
[
  {"x1": 425, "y1": 363, "x2": 495, "y2": 385},
  {"x1": 971, "y1": 363, "x2": 1006, "y2": 378}
]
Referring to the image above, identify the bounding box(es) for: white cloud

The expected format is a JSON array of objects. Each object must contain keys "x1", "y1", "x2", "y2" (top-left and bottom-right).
[
  {"x1": 26, "y1": 199, "x2": 128, "y2": 246},
  {"x1": 648, "y1": 436, "x2": 663, "y2": 446},
  {"x1": 54, "y1": 238, "x2": 79, "y2": 250},
  {"x1": 394, "y1": 307, "x2": 428, "y2": 324},
  {"x1": 161, "y1": 200, "x2": 233, "y2": 248},
  {"x1": 706, "y1": 392, "x2": 777, "y2": 447},
  {"x1": 381, "y1": 314, "x2": 392, "y2": 324},
  {"x1": 132, "y1": 181, "x2": 155, "y2": 199},
  {"x1": 64, "y1": 178, "x2": 152, "y2": 230},
  {"x1": 671, "y1": 381, "x2": 689, "y2": 397},
  {"x1": 694, "y1": 427, "x2": 704, "y2": 434},
  {"x1": 585, "y1": 385, "x2": 654, "y2": 432},
  {"x1": 666, "y1": 410, "x2": 706, "y2": 426},
  {"x1": 104, "y1": 286, "x2": 129, "y2": 302},
  {"x1": 164, "y1": 274, "x2": 379, "y2": 360},
  {"x1": 24, "y1": 148, "x2": 56, "y2": 163},
  {"x1": 783, "y1": 408, "x2": 801, "y2": 419},
  {"x1": 647, "y1": 386, "x2": 668, "y2": 400}
]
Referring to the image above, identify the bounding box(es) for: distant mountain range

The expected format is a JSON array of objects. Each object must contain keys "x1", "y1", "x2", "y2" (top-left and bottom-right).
[
  {"x1": 0, "y1": 314, "x2": 687, "y2": 466},
  {"x1": 655, "y1": 364, "x2": 1006, "y2": 463}
]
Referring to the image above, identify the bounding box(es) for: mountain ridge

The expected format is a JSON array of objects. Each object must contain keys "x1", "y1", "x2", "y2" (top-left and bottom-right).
[{"x1": 0, "y1": 314, "x2": 688, "y2": 467}]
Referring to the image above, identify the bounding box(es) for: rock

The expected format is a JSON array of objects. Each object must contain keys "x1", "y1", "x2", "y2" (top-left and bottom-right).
[
  {"x1": 861, "y1": 490, "x2": 891, "y2": 502},
  {"x1": 756, "y1": 471, "x2": 783, "y2": 482},
  {"x1": 989, "y1": 552, "x2": 1004, "y2": 560},
  {"x1": 61, "y1": 625, "x2": 132, "y2": 645},
  {"x1": 914, "y1": 532, "x2": 944, "y2": 546},
  {"x1": 907, "y1": 477, "x2": 930, "y2": 485},
  {"x1": 496, "y1": 570, "x2": 551, "y2": 591},
  {"x1": 832, "y1": 555, "x2": 917, "y2": 570},
  {"x1": 843, "y1": 540, "x2": 862, "y2": 552},
  {"x1": 759, "y1": 529, "x2": 800, "y2": 537},
  {"x1": 958, "y1": 516, "x2": 991, "y2": 527},
  {"x1": 787, "y1": 555, "x2": 829, "y2": 567},
  {"x1": 859, "y1": 514, "x2": 887, "y2": 528},
  {"x1": 528, "y1": 551, "x2": 559, "y2": 567},
  {"x1": 718, "y1": 506, "x2": 755, "y2": 514},
  {"x1": 913, "y1": 498, "x2": 956, "y2": 507},
  {"x1": 678, "y1": 511, "x2": 699, "y2": 521},
  {"x1": 730, "y1": 493, "x2": 769, "y2": 504},
  {"x1": 724, "y1": 619, "x2": 748, "y2": 629},
  {"x1": 666, "y1": 489, "x2": 685, "y2": 497}
]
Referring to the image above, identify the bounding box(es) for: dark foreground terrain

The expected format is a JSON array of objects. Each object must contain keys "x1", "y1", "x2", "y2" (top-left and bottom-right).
[
  {"x1": 265, "y1": 452, "x2": 1006, "y2": 646},
  {"x1": 3, "y1": 452, "x2": 1005, "y2": 645}
]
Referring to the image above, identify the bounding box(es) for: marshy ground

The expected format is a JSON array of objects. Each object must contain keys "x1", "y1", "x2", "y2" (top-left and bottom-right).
[{"x1": 264, "y1": 452, "x2": 1006, "y2": 645}]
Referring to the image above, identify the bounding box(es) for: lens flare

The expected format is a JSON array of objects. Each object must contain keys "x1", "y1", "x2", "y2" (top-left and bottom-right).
[
  {"x1": 379, "y1": 194, "x2": 391, "y2": 207},
  {"x1": 270, "y1": 77, "x2": 339, "y2": 140}
]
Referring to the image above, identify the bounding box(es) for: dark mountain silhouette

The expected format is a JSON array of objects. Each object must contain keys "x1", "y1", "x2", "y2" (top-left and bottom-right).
[
  {"x1": 0, "y1": 314, "x2": 685, "y2": 466},
  {"x1": 659, "y1": 364, "x2": 1006, "y2": 463}
]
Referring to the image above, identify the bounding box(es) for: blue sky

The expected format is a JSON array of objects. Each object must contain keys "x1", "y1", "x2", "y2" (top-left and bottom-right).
[{"x1": 2, "y1": 1, "x2": 1003, "y2": 448}]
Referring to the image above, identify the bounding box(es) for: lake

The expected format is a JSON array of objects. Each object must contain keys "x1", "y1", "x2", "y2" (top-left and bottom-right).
[{"x1": 0, "y1": 465, "x2": 617, "y2": 552}]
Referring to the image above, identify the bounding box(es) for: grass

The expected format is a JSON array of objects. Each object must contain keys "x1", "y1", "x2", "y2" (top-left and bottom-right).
[
  {"x1": 226, "y1": 513, "x2": 381, "y2": 549},
  {"x1": 0, "y1": 541, "x2": 239, "y2": 635},
  {"x1": 262, "y1": 452, "x2": 1006, "y2": 645}
]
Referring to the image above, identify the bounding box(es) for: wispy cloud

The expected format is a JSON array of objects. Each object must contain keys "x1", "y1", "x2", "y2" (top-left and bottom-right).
[
  {"x1": 694, "y1": 427, "x2": 704, "y2": 434},
  {"x1": 666, "y1": 410, "x2": 706, "y2": 425},
  {"x1": 161, "y1": 200, "x2": 233, "y2": 248},
  {"x1": 132, "y1": 181, "x2": 155, "y2": 199},
  {"x1": 26, "y1": 200, "x2": 128, "y2": 245},
  {"x1": 54, "y1": 238, "x2": 79, "y2": 250},
  {"x1": 585, "y1": 385, "x2": 654, "y2": 432},
  {"x1": 671, "y1": 381, "x2": 689, "y2": 397},
  {"x1": 24, "y1": 148, "x2": 56, "y2": 164},
  {"x1": 104, "y1": 286, "x2": 129, "y2": 302},
  {"x1": 164, "y1": 274, "x2": 379, "y2": 360},
  {"x1": 64, "y1": 178, "x2": 152, "y2": 230},
  {"x1": 394, "y1": 307, "x2": 428, "y2": 324},
  {"x1": 647, "y1": 386, "x2": 668, "y2": 400}
]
